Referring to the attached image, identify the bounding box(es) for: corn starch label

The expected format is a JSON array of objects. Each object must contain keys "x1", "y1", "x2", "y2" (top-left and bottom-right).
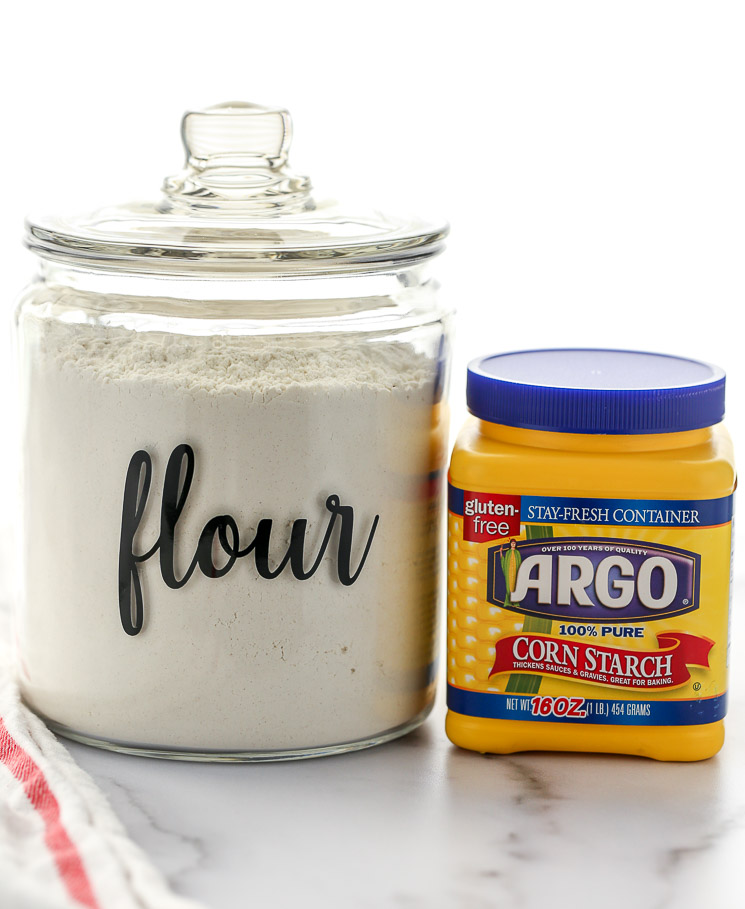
[{"x1": 447, "y1": 485, "x2": 733, "y2": 726}]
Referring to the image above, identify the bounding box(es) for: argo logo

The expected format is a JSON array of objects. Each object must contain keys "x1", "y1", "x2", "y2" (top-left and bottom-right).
[{"x1": 487, "y1": 537, "x2": 700, "y2": 623}]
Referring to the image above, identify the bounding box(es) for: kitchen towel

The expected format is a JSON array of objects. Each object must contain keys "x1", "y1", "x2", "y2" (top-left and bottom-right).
[{"x1": 0, "y1": 562, "x2": 205, "y2": 909}]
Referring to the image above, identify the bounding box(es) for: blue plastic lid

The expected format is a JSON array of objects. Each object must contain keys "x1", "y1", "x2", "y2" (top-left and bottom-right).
[{"x1": 466, "y1": 349, "x2": 726, "y2": 435}]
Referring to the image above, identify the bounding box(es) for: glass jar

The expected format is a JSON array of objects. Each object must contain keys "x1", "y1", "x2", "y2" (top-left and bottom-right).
[{"x1": 15, "y1": 102, "x2": 452, "y2": 761}]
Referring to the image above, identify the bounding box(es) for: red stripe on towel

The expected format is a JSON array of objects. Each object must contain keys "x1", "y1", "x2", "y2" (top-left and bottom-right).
[{"x1": 0, "y1": 718, "x2": 100, "y2": 908}]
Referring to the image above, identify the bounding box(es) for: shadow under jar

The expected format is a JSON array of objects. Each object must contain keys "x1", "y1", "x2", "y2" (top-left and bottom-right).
[{"x1": 15, "y1": 102, "x2": 452, "y2": 761}]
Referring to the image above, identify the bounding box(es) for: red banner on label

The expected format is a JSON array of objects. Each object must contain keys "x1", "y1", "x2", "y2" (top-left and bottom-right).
[
  {"x1": 489, "y1": 632, "x2": 713, "y2": 689},
  {"x1": 463, "y1": 492, "x2": 521, "y2": 542}
]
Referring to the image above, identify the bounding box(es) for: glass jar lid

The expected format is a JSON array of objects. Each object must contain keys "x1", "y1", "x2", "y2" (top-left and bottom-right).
[{"x1": 26, "y1": 102, "x2": 448, "y2": 276}]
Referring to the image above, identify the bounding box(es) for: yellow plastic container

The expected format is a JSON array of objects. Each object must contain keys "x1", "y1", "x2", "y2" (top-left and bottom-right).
[{"x1": 446, "y1": 349, "x2": 735, "y2": 761}]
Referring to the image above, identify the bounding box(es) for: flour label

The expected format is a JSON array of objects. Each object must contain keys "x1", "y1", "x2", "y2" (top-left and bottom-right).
[{"x1": 118, "y1": 444, "x2": 380, "y2": 635}]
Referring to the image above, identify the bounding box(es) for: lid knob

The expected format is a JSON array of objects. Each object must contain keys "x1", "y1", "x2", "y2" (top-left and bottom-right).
[
  {"x1": 182, "y1": 102, "x2": 292, "y2": 170},
  {"x1": 162, "y1": 101, "x2": 312, "y2": 213}
]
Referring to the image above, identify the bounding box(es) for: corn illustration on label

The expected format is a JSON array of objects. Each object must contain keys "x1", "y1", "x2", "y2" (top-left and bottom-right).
[{"x1": 447, "y1": 485, "x2": 733, "y2": 726}]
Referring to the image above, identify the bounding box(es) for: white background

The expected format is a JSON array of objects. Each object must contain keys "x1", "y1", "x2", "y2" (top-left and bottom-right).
[
  {"x1": 2, "y1": 6, "x2": 745, "y2": 905},
  {"x1": 1, "y1": 2, "x2": 742, "y2": 549}
]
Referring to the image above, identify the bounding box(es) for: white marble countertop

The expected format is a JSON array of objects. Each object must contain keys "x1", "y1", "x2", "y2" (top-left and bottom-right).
[{"x1": 66, "y1": 650, "x2": 745, "y2": 909}]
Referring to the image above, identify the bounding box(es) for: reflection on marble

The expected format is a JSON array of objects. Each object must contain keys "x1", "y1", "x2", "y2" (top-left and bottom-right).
[
  {"x1": 68, "y1": 659, "x2": 745, "y2": 909},
  {"x1": 57, "y1": 563, "x2": 745, "y2": 909}
]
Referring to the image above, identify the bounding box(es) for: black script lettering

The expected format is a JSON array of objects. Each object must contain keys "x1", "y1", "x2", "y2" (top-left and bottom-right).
[
  {"x1": 117, "y1": 444, "x2": 380, "y2": 635},
  {"x1": 118, "y1": 450, "x2": 153, "y2": 635},
  {"x1": 159, "y1": 444, "x2": 199, "y2": 589},
  {"x1": 197, "y1": 515, "x2": 240, "y2": 579},
  {"x1": 236, "y1": 510, "x2": 341, "y2": 580},
  {"x1": 325, "y1": 495, "x2": 380, "y2": 585}
]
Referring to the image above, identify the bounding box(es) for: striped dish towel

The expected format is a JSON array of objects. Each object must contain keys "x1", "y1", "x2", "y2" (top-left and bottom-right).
[{"x1": 0, "y1": 605, "x2": 204, "y2": 908}]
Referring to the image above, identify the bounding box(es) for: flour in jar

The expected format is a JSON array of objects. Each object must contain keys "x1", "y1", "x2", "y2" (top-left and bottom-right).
[{"x1": 19, "y1": 316, "x2": 444, "y2": 753}]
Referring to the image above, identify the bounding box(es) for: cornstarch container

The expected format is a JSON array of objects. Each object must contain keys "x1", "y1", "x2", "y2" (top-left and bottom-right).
[
  {"x1": 446, "y1": 349, "x2": 735, "y2": 761},
  {"x1": 15, "y1": 101, "x2": 452, "y2": 761}
]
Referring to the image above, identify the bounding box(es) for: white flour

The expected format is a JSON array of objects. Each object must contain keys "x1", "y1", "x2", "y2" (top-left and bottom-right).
[{"x1": 18, "y1": 312, "x2": 443, "y2": 754}]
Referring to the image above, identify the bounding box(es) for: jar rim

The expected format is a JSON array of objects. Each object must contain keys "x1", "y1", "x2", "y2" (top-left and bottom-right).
[{"x1": 25, "y1": 214, "x2": 448, "y2": 276}]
